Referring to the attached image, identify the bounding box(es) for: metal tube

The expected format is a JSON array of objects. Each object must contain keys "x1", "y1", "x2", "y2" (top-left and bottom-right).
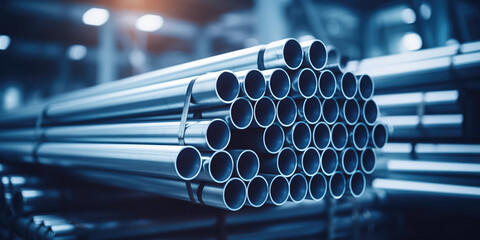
[
  {"x1": 252, "y1": 97, "x2": 277, "y2": 128},
  {"x1": 288, "y1": 173, "x2": 308, "y2": 203},
  {"x1": 228, "y1": 150, "x2": 260, "y2": 181},
  {"x1": 339, "y1": 147, "x2": 359, "y2": 175},
  {"x1": 333, "y1": 70, "x2": 358, "y2": 100},
  {"x1": 202, "y1": 97, "x2": 253, "y2": 130},
  {"x1": 297, "y1": 96, "x2": 322, "y2": 124},
  {"x1": 296, "y1": 147, "x2": 321, "y2": 176},
  {"x1": 290, "y1": 68, "x2": 318, "y2": 99},
  {"x1": 320, "y1": 147, "x2": 338, "y2": 176},
  {"x1": 322, "y1": 98, "x2": 339, "y2": 124},
  {"x1": 195, "y1": 151, "x2": 234, "y2": 183},
  {"x1": 385, "y1": 159, "x2": 480, "y2": 175},
  {"x1": 276, "y1": 97, "x2": 297, "y2": 127},
  {"x1": 317, "y1": 70, "x2": 337, "y2": 99},
  {"x1": 339, "y1": 99, "x2": 361, "y2": 125},
  {"x1": 285, "y1": 121, "x2": 312, "y2": 151},
  {"x1": 261, "y1": 68, "x2": 291, "y2": 100},
  {"x1": 360, "y1": 148, "x2": 376, "y2": 174},
  {"x1": 307, "y1": 173, "x2": 328, "y2": 201},
  {"x1": 361, "y1": 100, "x2": 378, "y2": 126},
  {"x1": 245, "y1": 176, "x2": 268, "y2": 208},
  {"x1": 263, "y1": 174, "x2": 290, "y2": 206},
  {"x1": 348, "y1": 123, "x2": 369, "y2": 150},
  {"x1": 312, "y1": 122, "x2": 331, "y2": 150},
  {"x1": 325, "y1": 46, "x2": 341, "y2": 69},
  {"x1": 331, "y1": 122, "x2": 348, "y2": 151},
  {"x1": 380, "y1": 114, "x2": 463, "y2": 139},
  {"x1": 230, "y1": 123, "x2": 285, "y2": 154},
  {"x1": 370, "y1": 122, "x2": 388, "y2": 148},
  {"x1": 356, "y1": 75, "x2": 374, "y2": 100},
  {"x1": 328, "y1": 171, "x2": 346, "y2": 199},
  {"x1": 300, "y1": 40, "x2": 328, "y2": 70},
  {"x1": 259, "y1": 147, "x2": 297, "y2": 177},
  {"x1": 235, "y1": 69, "x2": 266, "y2": 101}
]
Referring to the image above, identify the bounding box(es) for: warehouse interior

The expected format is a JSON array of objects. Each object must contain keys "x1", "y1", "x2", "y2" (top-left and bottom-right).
[{"x1": 0, "y1": 0, "x2": 480, "y2": 239}]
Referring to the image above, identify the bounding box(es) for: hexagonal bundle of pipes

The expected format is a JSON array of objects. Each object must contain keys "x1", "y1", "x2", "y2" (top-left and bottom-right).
[{"x1": 0, "y1": 38, "x2": 387, "y2": 211}]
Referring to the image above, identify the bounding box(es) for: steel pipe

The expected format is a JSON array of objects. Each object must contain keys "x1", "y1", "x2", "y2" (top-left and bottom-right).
[
  {"x1": 370, "y1": 123, "x2": 388, "y2": 148},
  {"x1": 356, "y1": 75, "x2": 374, "y2": 100},
  {"x1": 312, "y1": 122, "x2": 331, "y2": 150},
  {"x1": 296, "y1": 147, "x2": 321, "y2": 176},
  {"x1": 385, "y1": 159, "x2": 480, "y2": 175},
  {"x1": 285, "y1": 121, "x2": 312, "y2": 151},
  {"x1": 297, "y1": 96, "x2": 322, "y2": 124},
  {"x1": 195, "y1": 151, "x2": 234, "y2": 183},
  {"x1": 263, "y1": 174, "x2": 290, "y2": 206},
  {"x1": 300, "y1": 40, "x2": 328, "y2": 70},
  {"x1": 348, "y1": 123, "x2": 369, "y2": 150},
  {"x1": 325, "y1": 46, "x2": 341, "y2": 69},
  {"x1": 307, "y1": 173, "x2": 328, "y2": 201},
  {"x1": 328, "y1": 171, "x2": 346, "y2": 199},
  {"x1": 290, "y1": 68, "x2": 318, "y2": 99},
  {"x1": 320, "y1": 148, "x2": 338, "y2": 176},
  {"x1": 288, "y1": 173, "x2": 308, "y2": 203},
  {"x1": 276, "y1": 97, "x2": 297, "y2": 127},
  {"x1": 236, "y1": 69, "x2": 266, "y2": 101},
  {"x1": 339, "y1": 147, "x2": 359, "y2": 175},
  {"x1": 245, "y1": 176, "x2": 269, "y2": 208},
  {"x1": 322, "y1": 98, "x2": 339, "y2": 124},
  {"x1": 331, "y1": 122, "x2": 348, "y2": 151},
  {"x1": 361, "y1": 100, "x2": 378, "y2": 126},
  {"x1": 259, "y1": 147, "x2": 297, "y2": 177},
  {"x1": 228, "y1": 150, "x2": 260, "y2": 181},
  {"x1": 333, "y1": 70, "x2": 358, "y2": 100},
  {"x1": 380, "y1": 114, "x2": 463, "y2": 139},
  {"x1": 261, "y1": 68, "x2": 291, "y2": 100},
  {"x1": 252, "y1": 97, "x2": 277, "y2": 128},
  {"x1": 317, "y1": 70, "x2": 337, "y2": 99},
  {"x1": 339, "y1": 99, "x2": 361, "y2": 125},
  {"x1": 360, "y1": 148, "x2": 376, "y2": 174},
  {"x1": 230, "y1": 123, "x2": 285, "y2": 154}
]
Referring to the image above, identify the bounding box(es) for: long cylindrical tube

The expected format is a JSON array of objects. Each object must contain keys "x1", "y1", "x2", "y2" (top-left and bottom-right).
[
  {"x1": 263, "y1": 174, "x2": 290, "y2": 206},
  {"x1": 333, "y1": 70, "x2": 358, "y2": 100},
  {"x1": 307, "y1": 173, "x2": 328, "y2": 201},
  {"x1": 297, "y1": 96, "x2": 322, "y2": 124},
  {"x1": 361, "y1": 100, "x2": 378, "y2": 126},
  {"x1": 228, "y1": 150, "x2": 260, "y2": 181},
  {"x1": 252, "y1": 97, "x2": 277, "y2": 128},
  {"x1": 322, "y1": 98, "x2": 339, "y2": 124},
  {"x1": 339, "y1": 99, "x2": 361, "y2": 125},
  {"x1": 328, "y1": 171, "x2": 346, "y2": 199},
  {"x1": 348, "y1": 123, "x2": 369, "y2": 150},
  {"x1": 230, "y1": 124, "x2": 285, "y2": 154},
  {"x1": 288, "y1": 173, "x2": 308, "y2": 203},
  {"x1": 360, "y1": 148, "x2": 376, "y2": 174},
  {"x1": 370, "y1": 122, "x2": 388, "y2": 148},
  {"x1": 296, "y1": 147, "x2": 321, "y2": 176},
  {"x1": 312, "y1": 122, "x2": 331, "y2": 150},
  {"x1": 195, "y1": 151, "x2": 234, "y2": 183},
  {"x1": 339, "y1": 147, "x2": 359, "y2": 175},
  {"x1": 290, "y1": 68, "x2": 318, "y2": 99},
  {"x1": 380, "y1": 114, "x2": 463, "y2": 139},
  {"x1": 356, "y1": 75, "x2": 374, "y2": 100},
  {"x1": 320, "y1": 147, "x2": 338, "y2": 176},
  {"x1": 245, "y1": 176, "x2": 269, "y2": 208},
  {"x1": 300, "y1": 40, "x2": 328, "y2": 70},
  {"x1": 317, "y1": 70, "x2": 337, "y2": 99},
  {"x1": 262, "y1": 68, "x2": 291, "y2": 100},
  {"x1": 285, "y1": 121, "x2": 312, "y2": 151},
  {"x1": 236, "y1": 69, "x2": 266, "y2": 101},
  {"x1": 259, "y1": 147, "x2": 297, "y2": 177},
  {"x1": 276, "y1": 97, "x2": 297, "y2": 127},
  {"x1": 331, "y1": 122, "x2": 348, "y2": 151},
  {"x1": 384, "y1": 159, "x2": 480, "y2": 175}
]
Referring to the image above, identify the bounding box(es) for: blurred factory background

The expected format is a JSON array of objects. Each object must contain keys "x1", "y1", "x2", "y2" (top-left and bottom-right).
[{"x1": 1, "y1": 0, "x2": 480, "y2": 239}]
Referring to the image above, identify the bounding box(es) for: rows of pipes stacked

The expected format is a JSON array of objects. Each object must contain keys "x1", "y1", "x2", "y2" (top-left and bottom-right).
[{"x1": 0, "y1": 38, "x2": 388, "y2": 239}]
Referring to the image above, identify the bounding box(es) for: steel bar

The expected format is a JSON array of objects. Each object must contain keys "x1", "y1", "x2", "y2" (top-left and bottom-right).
[
  {"x1": 320, "y1": 147, "x2": 338, "y2": 176},
  {"x1": 369, "y1": 123, "x2": 388, "y2": 148},
  {"x1": 263, "y1": 174, "x2": 290, "y2": 206},
  {"x1": 307, "y1": 173, "x2": 328, "y2": 201},
  {"x1": 339, "y1": 147, "x2": 359, "y2": 175},
  {"x1": 361, "y1": 100, "x2": 378, "y2": 126},
  {"x1": 195, "y1": 151, "x2": 234, "y2": 183},
  {"x1": 328, "y1": 171, "x2": 346, "y2": 199},
  {"x1": 347, "y1": 171, "x2": 366, "y2": 198},
  {"x1": 321, "y1": 98, "x2": 340, "y2": 124},
  {"x1": 317, "y1": 70, "x2": 337, "y2": 99},
  {"x1": 252, "y1": 97, "x2": 277, "y2": 128},
  {"x1": 356, "y1": 75, "x2": 374, "y2": 101},
  {"x1": 312, "y1": 122, "x2": 331, "y2": 150},
  {"x1": 288, "y1": 173, "x2": 308, "y2": 203},
  {"x1": 259, "y1": 147, "x2": 296, "y2": 177},
  {"x1": 300, "y1": 40, "x2": 327, "y2": 71},
  {"x1": 261, "y1": 68, "x2": 291, "y2": 100},
  {"x1": 296, "y1": 147, "x2": 320, "y2": 176},
  {"x1": 297, "y1": 96, "x2": 322, "y2": 124},
  {"x1": 331, "y1": 122, "x2": 348, "y2": 151},
  {"x1": 289, "y1": 68, "x2": 317, "y2": 99},
  {"x1": 235, "y1": 69, "x2": 266, "y2": 101},
  {"x1": 339, "y1": 99, "x2": 361, "y2": 125},
  {"x1": 228, "y1": 150, "x2": 260, "y2": 181},
  {"x1": 230, "y1": 124, "x2": 285, "y2": 154},
  {"x1": 360, "y1": 148, "x2": 376, "y2": 174},
  {"x1": 285, "y1": 121, "x2": 311, "y2": 151},
  {"x1": 245, "y1": 176, "x2": 268, "y2": 208},
  {"x1": 348, "y1": 123, "x2": 369, "y2": 150},
  {"x1": 275, "y1": 97, "x2": 297, "y2": 127}
]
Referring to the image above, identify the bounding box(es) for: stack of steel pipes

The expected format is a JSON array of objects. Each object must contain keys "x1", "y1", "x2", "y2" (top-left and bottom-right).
[{"x1": 0, "y1": 38, "x2": 387, "y2": 213}]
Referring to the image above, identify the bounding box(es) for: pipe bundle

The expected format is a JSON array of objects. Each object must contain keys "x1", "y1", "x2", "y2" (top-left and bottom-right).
[{"x1": 0, "y1": 38, "x2": 387, "y2": 212}]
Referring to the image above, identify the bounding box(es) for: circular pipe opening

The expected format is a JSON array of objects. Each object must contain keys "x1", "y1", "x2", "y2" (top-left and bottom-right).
[
  {"x1": 309, "y1": 173, "x2": 327, "y2": 201},
  {"x1": 269, "y1": 69, "x2": 291, "y2": 100},
  {"x1": 313, "y1": 122, "x2": 331, "y2": 150},
  {"x1": 243, "y1": 70, "x2": 266, "y2": 101},
  {"x1": 361, "y1": 148, "x2": 376, "y2": 174},
  {"x1": 223, "y1": 178, "x2": 246, "y2": 211},
  {"x1": 254, "y1": 97, "x2": 276, "y2": 128},
  {"x1": 277, "y1": 97, "x2": 297, "y2": 127},
  {"x1": 308, "y1": 40, "x2": 328, "y2": 70},
  {"x1": 363, "y1": 100, "x2": 378, "y2": 126},
  {"x1": 303, "y1": 96, "x2": 322, "y2": 124},
  {"x1": 292, "y1": 122, "x2": 311, "y2": 151},
  {"x1": 301, "y1": 147, "x2": 321, "y2": 176},
  {"x1": 277, "y1": 147, "x2": 297, "y2": 177},
  {"x1": 230, "y1": 97, "x2": 253, "y2": 129},
  {"x1": 289, "y1": 174, "x2": 308, "y2": 202},
  {"x1": 329, "y1": 172, "x2": 346, "y2": 199},
  {"x1": 206, "y1": 119, "x2": 231, "y2": 151},
  {"x1": 247, "y1": 176, "x2": 268, "y2": 207},
  {"x1": 343, "y1": 100, "x2": 360, "y2": 125},
  {"x1": 350, "y1": 171, "x2": 366, "y2": 197},
  {"x1": 358, "y1": 75, "x2": 374, "y2": 100},
  {"x1": 341, "y1": 72, "x2": 358, "y2": 99},
  {"x1": 331, "y1": 123, "x2": 348, "y2": 150},
  {"x1": 321, "y1": 148, "x2": 338, "y2": 175},
  {"x1": 264, "y1": 124, "x2": 285, "y2": 154},
  {"x1": 237, "y1": 150, "x2": 260, "y2": 181},
  {"x1": 353, "y1": 123, "x2": 369, "y2": 150},
  {"x1": 283, "y1": 39, "x2": 303, "y2": 70},
  {"x1": 373, "y1": 123, "x2": 388, "y2": 148},
  {"x1": 341, "y1": 148, "x2": 358, "y2": 175},
  {"x1": 322, "y1": 99, "x2": 339, "y2": 124},
  {"x1": 209, "y1": 151, "x2": 234, "y2": 183},
  {"x1": 175, "y1": 147, "x2": 201, "y2": 180},
  {"x1": 297, "y1": 69, "x2": 317, "y2": 98},
  {"x1": 318, "y1": 70, "x2": 337, "y2": 99},
  {"x1": 269, "y1": 176, "x2": 290, "y2": 205},
  {"x1": 216, "y1": 71, "x2": 240, "y2": 103}
]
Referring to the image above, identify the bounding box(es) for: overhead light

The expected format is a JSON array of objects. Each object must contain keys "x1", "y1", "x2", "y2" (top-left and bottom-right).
[
  {"x1": 0, "y1": 35, "x2": 11, "y2": 50},
  {"x1": 67, "y1": 45, "x2": 87, "y2": 60},
  {"x1": 400, "y1": 8, "x2": 416, "y2": 24},
  {"x1": 135, "y1": 14, "x2": 164, "y2": 32},
  {"x1": 401, "y1": 32, "x2": 422, "y2": 51},
  {"x1": 82, "y1": 8, "x2": 110, "y2": 26}
]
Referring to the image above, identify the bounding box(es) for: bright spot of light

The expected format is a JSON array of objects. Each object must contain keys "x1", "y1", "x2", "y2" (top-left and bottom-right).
[
  {"x1": 3, "y1": 86, "x2": 21, "y2": 110},
  {"x1": 129, "y1": 49, "x2": 146, "y2": 68},
  {"x1": 0, "y1": 35, "x2": 11, "y2": 50},
  {"x1": 82, "y1": 8, "x2": 110, "y2": 26},
  {"x1": 67, "y1": 45, "x2": 87, "y2": 60},
  {"x1": 401, "y1": 8, "x2": 416, "y2": 24},
  {"x1": 420, "y1": 2, "x2": 432, "y2": 20},
  {"x1": 135, "y1": 14, "x2": 164, "y2": 32},
  {"x1": 401, "y1": 32, "x2": 422, "y2": 51}
]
